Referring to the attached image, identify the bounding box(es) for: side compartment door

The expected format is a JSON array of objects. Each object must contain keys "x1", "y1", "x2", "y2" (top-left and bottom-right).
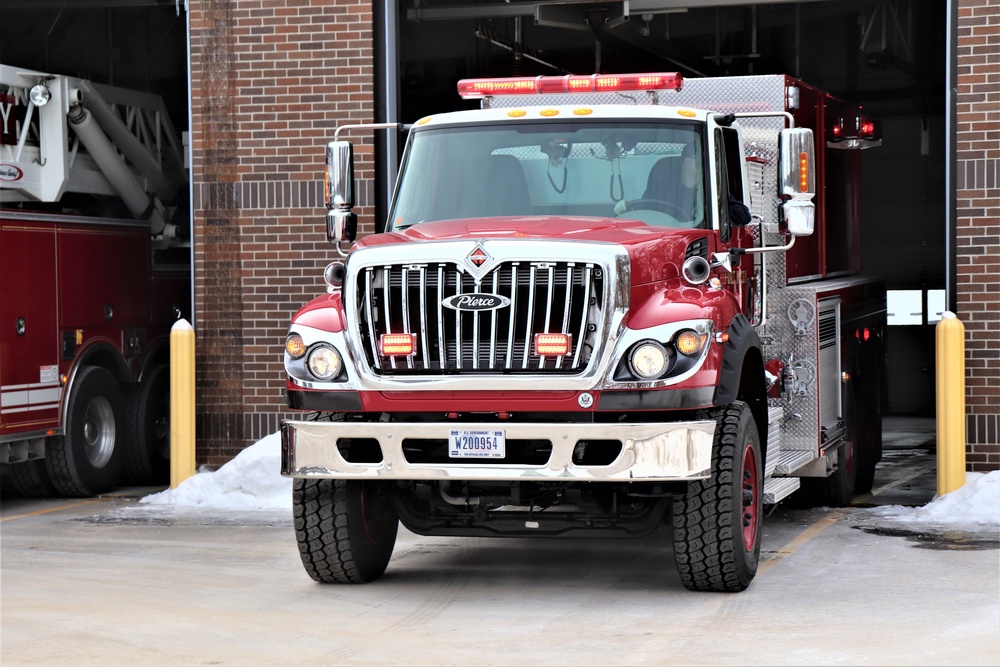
[{"x1": 0, "y1": 219, "x2": 61, "y2": 435}]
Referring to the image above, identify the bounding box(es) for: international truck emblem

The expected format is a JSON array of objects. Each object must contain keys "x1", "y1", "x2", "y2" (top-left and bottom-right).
[
  {"x1": 442, "y1": 293, "x2": 511, "y2": 311},
  {"x1": 467, "y1": 245, "x2": 490, "y2": 267}
]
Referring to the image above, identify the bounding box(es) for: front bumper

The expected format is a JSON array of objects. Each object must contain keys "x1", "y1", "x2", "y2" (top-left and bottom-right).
[{"x1": 281, "y1": 419, "x2": 715, "y2": 482}]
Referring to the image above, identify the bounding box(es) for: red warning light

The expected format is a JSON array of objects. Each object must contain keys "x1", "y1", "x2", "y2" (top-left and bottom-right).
[{"x1": 457, "y1": 72, "x2": 683, "y2": 99}]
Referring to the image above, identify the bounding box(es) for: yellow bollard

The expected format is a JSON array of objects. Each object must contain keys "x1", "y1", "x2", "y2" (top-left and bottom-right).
[
  {"x1": 170, "y1": 318, "x2": 197, "y2": 489},
  {"x1": 935, "y1": 311, "x2": 966, "y2": 496}
]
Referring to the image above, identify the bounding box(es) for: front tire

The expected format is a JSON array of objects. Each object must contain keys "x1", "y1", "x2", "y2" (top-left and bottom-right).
[
  {"x1": 672, "y1": 401, "x2": 762, "y2": 592},
  {"x1": 46, "y1": 366, "x2": 125, "y2": 497},
  {"x1": 293, "y1": 478, "x2": 399, "y2": 583}
]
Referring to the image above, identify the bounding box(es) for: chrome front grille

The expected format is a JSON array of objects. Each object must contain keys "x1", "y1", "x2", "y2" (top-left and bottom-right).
[{"x1": 354, "y1": 260, "x2": 605, "y2": 375}]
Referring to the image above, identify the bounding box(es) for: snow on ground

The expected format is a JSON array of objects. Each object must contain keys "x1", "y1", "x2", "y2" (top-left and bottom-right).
[
  {"x1": 139, "y1": 432, "x2": 1000, "y2": 529},
  {"x1": 139, "y1": 432, "x2": 291, "y2": 511},
  {"x1": 864, "y1": 470, "x2": 1000, "y2": 528}
]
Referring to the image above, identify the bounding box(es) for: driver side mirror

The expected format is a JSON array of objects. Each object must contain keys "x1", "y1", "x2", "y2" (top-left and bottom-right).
[{"x1": 326, "y1": 141, "x2": 357, "y2": 244}]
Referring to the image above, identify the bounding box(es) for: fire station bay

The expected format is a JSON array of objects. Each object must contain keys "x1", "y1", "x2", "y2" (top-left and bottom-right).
[{"x1": 1, "y1": 2, "x2": 997, "y2": 517}]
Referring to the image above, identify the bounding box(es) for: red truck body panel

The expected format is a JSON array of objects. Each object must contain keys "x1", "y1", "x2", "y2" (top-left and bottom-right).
[{"x1": 0, "y1": 212, "x2": 188, "y2": 442}]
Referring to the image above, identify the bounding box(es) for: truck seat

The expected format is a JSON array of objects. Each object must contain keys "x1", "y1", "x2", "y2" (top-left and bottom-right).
[
  {"x1": 643, "y1": 156, "x2": 677, "y2": 200},
  {"x1": 485, "y1": 154, "x2": 531, "y2": 216}
]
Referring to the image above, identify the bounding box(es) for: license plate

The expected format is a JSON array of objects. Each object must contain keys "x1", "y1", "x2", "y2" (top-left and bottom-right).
[{"x1": 448, "y1": 429, "x2": 506, "y2": 459}]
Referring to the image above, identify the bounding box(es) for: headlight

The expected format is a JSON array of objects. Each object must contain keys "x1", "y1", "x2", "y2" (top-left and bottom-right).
[
  {"x1": 674, "y1": 329, "x2": 706, "y2": 356},
  {"x1": 307, "y1": 345, "x2": 343, "y2": 380},
  {"x1": 285, "y1": 334, "x2": 306, "y2": 359},
  {"x1": 629, "y1": 341, "x2": 668, "y2": 379}
]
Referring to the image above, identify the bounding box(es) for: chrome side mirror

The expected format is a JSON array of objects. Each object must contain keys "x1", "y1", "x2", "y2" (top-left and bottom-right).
[
  {"x1": 326, "y1": 141, "x2": 357, "y2": 249},
  {"x1": 778, "y1": 127, "x2": 816, "y2": 237}
]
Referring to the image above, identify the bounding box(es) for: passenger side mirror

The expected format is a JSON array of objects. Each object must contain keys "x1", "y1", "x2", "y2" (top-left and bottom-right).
[{"x1": 778, "y1": 128, "x2": 816, "y2": 236}]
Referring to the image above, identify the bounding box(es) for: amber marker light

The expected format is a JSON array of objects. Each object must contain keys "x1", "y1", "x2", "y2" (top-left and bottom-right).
[
  {"x1": 507, "y1": 109, "x2": 527, "y2": 117},
  {"x1": 381, "y1": 333, "x2": 416, "y2": 356},
  {"x1": 539, "y1": 109, "x2": 559, "y2": 117},
  {"x1": 285, "y1": 334, "x2": 306, "y2": 359},
  {"x1": 799, "y1": 152, "x2": 810, "y2": 192},
  {"x1": 573, "y1": 108, "x2": 593, "y2": 116},
  {"x1": 535, "y1": 333, "x2": 571, "y2": 356},
  {"x1": 675, "y1": 330, "x2": 706, "y2": 356}
]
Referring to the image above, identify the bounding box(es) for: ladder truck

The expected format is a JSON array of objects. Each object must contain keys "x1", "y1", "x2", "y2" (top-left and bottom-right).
[
  {"x1": 281, "y1": 72, "x2": 886, "y2": 592},
  {"x1": 1, "y1": 64, "x2": 189, "y2": 497}
]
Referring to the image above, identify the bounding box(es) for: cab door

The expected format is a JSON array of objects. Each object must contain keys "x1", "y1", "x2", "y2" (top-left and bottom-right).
[{"x1": 713, "y1": 126, "x2": 760, "y2": 323}]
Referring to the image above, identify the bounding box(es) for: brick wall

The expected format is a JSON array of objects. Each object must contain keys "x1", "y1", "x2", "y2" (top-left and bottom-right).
[
  {"x1": 188, "y1": 0, "x2": 376, "y2": 466},
  {"x1": 956, "y1": 0, "x2": 1000, "y2": 469},
  {"x1": 185, "y1": 0, "x2": 999, "y2": 472}
]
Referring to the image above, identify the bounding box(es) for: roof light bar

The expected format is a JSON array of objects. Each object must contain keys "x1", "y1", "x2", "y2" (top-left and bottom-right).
[{"x1": 457, "y1": 72, "x2": 683, "y2": 100}]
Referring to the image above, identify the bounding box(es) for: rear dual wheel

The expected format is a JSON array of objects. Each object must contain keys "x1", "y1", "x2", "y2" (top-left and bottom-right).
[
  {"x1": 124, "y1": 364, "x2": 170, "y2": 485},
  {"x1": 46, "y1": 366, "x2": 125, "y2": 497}
]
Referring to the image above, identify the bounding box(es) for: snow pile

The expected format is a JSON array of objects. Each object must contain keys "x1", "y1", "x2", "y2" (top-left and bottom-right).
[
  {"x1": 865, "y1": 470, "x2": 1000, "y2": 528},
  {"x1": 139, "y1": 432, "x2": 292, "y2": 511},
  {"x1": 139, "y1": 432, "x2": 1000, "y2": 531}
]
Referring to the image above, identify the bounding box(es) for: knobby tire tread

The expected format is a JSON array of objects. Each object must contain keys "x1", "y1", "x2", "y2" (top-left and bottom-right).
[
  {"x1": 293, "y1": 478, "x2": 371, "y2": 584},
  {"x1": 672, "y1": 402, "x2": 758, "y2": 593}
]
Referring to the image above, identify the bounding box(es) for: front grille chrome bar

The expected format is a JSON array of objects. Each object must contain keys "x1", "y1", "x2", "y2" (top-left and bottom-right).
[{"x1": 353, "y1": 255, "x2": 607, "y2": 376}]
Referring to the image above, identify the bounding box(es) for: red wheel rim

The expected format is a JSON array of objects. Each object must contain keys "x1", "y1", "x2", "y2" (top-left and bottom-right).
[{"x1": 741, "y1": 443, "x2": 759, "y2": 551}]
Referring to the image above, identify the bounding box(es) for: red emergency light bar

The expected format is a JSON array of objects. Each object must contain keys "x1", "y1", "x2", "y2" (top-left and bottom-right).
[{"x1": 457, "y1": 72, "x2": 683, "y2": 99}]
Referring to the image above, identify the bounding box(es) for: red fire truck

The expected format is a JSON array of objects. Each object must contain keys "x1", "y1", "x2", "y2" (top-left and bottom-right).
[
  {"x1": 1, "y1": 64, "x2": 189, "y2": 497},
  {"x1": 281, "y1": 73, "x2": 885, "y2": 592}
]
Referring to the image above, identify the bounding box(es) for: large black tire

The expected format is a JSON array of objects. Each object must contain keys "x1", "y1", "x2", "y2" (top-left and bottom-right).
[
  {"x1": 672, "y1": 401, "x2": 763, "y2": 592},
  {"x1": 293, "y1": 478, "x2": 399, "y2": 583},
  {"x1": 854, "y1": 357, "x2": 882, "y2": 495},
  {"x1": 124, "y1": 364, "x2": 170, "y2": 485},
  {"x1": 45, "y1": 366, "x2": 125, "y2": 497},
  {"x1": 6, "y1": 459, "x2": 57, "y2": 497}
]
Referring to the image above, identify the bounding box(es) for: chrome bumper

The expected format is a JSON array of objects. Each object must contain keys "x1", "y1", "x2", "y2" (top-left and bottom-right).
[{"x1": 281, "y1": 420, "x2": 715, "y2": 482}]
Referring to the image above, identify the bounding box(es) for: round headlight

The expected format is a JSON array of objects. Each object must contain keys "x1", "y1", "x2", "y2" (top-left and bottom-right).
[
  {"x1": 675, "y1": 330, "x2": 703, "y2": 356},
  {"x1": 285, "y1": 334, "x2": 306, "y2": 359},
  {"x1": 629, "y1": 341, "x2": 668, "y2": 379},
  {"x1": 307, "y1": 346, "x2": 343, "y2": 380}
]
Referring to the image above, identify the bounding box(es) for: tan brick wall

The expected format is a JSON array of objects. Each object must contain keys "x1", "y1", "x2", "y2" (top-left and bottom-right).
[
  {"x1": 188, "y1": 0, "x2": 376, "y2": 465},
  {"x1": 957, "y1": 0, "x2": 1000, "y2": 469}
]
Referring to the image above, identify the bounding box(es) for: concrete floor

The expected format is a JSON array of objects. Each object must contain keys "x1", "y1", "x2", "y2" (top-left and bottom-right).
[{"x1": 1, "y1": 416, "x2": 997, "y2": 666}]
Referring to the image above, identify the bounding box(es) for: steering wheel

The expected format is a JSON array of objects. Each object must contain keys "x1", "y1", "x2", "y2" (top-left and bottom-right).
[{"x1": 621, "y1": 198, "x2": 688, "y2": 220}]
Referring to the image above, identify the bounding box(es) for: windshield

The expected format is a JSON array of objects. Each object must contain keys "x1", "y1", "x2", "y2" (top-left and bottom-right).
[{"x1": 388, "y1": 120, "x2": 707, "y2": 230}]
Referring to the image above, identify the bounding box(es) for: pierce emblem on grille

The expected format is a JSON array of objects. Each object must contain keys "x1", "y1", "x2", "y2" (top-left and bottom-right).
[{"x1": 442, "y1": 293, "x2": 511, "y2": 311}]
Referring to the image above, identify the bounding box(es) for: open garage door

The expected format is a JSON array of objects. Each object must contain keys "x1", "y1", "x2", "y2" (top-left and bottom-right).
[{"x1": 385, "y1": 0, "x2": 947, "y2": 417}]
